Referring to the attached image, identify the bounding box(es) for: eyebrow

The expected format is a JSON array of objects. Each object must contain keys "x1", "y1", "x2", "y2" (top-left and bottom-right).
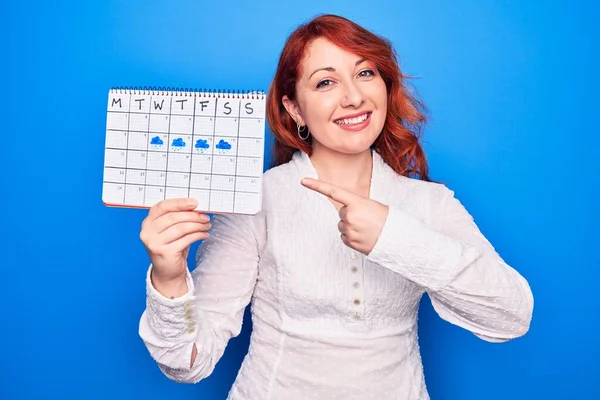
[{"x1": 308, "y1": 58, "x2": 367, "y2": 79}]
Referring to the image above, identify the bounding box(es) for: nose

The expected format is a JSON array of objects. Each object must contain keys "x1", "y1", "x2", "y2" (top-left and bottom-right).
[{"x1": 341, "y1": 81, "x2": 365, "y2": 108}]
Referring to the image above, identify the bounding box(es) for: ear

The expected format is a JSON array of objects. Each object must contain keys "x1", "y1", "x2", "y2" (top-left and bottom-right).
[{"x1": 282, "y1": 95, "x2": 305, "y2": 126}]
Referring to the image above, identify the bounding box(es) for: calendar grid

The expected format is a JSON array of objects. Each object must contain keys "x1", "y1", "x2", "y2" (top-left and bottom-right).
[
  {"x1": 108, "y1": 109, "x2": 260, "y2": 119},
  {"x1": 123, "y1": 95, "x2": 132, "y2": 201},
  {"x1": 102, "y1": 179, "x2": 260, "y2": 194},
  {"x1": 104, "y1": 166, "x2": 261, "y2": 179},
  {"x1": 207, "y1": 98, "x2": 219, "y2": 210},
  {"x1": 163, "y1": 97, "x2": 173, "y2": 197},
  {"x1": 103, "y1": 149, "x2": 262, "y2": 161},
  {"x1": 103, "y1": 89, "x2": 266, "y2": 215},
  {"x1": 232, "y1": 98, "x2": 242, "y2": 212},
  {"x1": 186, "y1": 95, "x2": 197, "y2": 198},
  {"x1": 142, "y1": 95, "x2": 152, "y2": 205},
  {"x1": 105, "y1": 127, "x2": 261, "y2": 139}
]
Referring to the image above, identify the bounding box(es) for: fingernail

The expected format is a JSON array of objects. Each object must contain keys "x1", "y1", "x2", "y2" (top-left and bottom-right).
[{"x1": 200, "y1": 214, "x2": 210, "y2": 222}]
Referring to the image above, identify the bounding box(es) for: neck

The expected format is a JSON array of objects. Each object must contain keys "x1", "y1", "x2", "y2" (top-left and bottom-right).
[{"x1": 309, "y1": 145, "x2": 373, "y2": 192}]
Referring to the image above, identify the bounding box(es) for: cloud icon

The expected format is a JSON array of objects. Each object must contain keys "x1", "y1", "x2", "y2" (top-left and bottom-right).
[
  {"x1": 215, "y1": 139, "x2": 232, "y2": 150},
  {"x1": 150, "y1": 136, "x2": 164, "y2": 145},
  {"x1": 195, "y1": 139, "x2": 210, "y2": 149},
  {"x1": 172, "y1": 138, "x2": 186, "y2": 147}
]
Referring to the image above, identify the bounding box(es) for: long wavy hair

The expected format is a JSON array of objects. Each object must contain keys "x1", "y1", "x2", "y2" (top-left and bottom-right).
[{"x1": 265, "y1": 14, "x2": 432, "y2": 181}]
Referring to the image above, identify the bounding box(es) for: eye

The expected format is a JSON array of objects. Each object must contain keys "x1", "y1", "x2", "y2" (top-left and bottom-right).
[
  {"x1": 316, "y1": 79, "x2": 334, "y2": 89},
  {"x1": 358, "y1": 69, "x2": 375, "y2": 78}
]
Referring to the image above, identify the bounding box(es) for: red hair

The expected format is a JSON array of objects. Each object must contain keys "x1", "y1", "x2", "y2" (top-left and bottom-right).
[{"x1": 266, "y1": 14, "x2": 432, "y2": 181}]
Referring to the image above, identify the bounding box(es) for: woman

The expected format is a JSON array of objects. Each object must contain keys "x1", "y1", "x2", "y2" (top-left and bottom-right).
[{"x1": 138, "y1": 14, "x2": 534, "y2": 400}]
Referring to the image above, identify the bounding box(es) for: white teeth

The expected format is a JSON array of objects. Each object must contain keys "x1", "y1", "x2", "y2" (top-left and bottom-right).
[{"x1": 336, "y1": 113, "x2": 369, "y2": 126}]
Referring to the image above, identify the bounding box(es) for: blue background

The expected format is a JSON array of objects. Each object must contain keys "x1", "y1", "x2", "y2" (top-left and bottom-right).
[{"x1": 2, "y1": 0, "x2": 598, "y2": 399}]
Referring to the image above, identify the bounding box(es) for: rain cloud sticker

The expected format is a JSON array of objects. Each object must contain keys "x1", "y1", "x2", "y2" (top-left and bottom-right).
[
  {"x1": 195, "y1": 139, "x2": 210, "y2": 149},
  {"x1": 215, "y1": 139, "x2": 232, "y2": 150},
  {"x1": 172, "y1": 138, "x2": 186, "y2": 147},
  {"x1": 150, "y1": 136, "x2": 164, "y2": 145}
]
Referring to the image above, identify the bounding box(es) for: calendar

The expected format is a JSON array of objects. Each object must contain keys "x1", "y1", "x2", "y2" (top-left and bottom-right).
[{"x1": 102, "y1": 88, "x2": 266, "y2": 215}]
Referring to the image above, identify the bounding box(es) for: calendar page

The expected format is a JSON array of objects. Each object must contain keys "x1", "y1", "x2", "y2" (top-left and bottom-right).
[{"x1": 102, "y1": 88, "x2": 266, "y2": 215}]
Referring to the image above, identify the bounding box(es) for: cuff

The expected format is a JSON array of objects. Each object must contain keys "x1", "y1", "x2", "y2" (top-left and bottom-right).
[
  {"x1": 145, "y1": 265, "x2": 199, "y2": 340},
  {"x1": 366, "y1": 206, "x2": 480, "y2": 292}
]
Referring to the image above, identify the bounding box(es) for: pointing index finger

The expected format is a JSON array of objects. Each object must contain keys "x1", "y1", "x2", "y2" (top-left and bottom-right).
[{"x1": 300, "y1": 178, "x2": 358, "y2": 206}]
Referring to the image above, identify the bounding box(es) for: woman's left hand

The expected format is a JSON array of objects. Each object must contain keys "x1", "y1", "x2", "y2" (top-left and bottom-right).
[{"x1": 301, "y1": 177, "x2": 389, "y2": 255}]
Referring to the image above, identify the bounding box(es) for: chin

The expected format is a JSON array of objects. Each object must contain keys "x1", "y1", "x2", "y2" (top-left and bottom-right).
[
  {"x1": 342, "y1": 132, "x2": 380, "y2": 153},
  {"x1": 313, "y1": 124, "x2": 382, "y2": 156},
  {"x1": 327, "y1": 138, "x2": 378, "y2": 156}
]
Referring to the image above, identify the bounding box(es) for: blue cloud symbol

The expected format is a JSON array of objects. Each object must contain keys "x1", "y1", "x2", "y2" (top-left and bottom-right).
[
  {"x1": 195, "y1": 139, "x2": 210, "y2": 149},
  {"x1": 172, "y1": 138, "x2": 186, "y2": 147},
  {"x1": 216, "y1": 139, "x2": 232, "y2": 150},
  {"x1": 150, "y1": 136, "x2": 164, "y2": 145}
]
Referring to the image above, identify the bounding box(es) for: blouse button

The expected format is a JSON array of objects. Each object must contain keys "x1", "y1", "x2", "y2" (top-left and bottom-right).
[
  {"x1": 352, "y1": 313, "x2": 361, "y2": 320},
  {"x1": 353, "y1": 282, "x2": 360, "y2": 289},
  {"x1": 351, "y1": 266, "x2": 358, "y2": 273},
  {"x1": 353, "y1": 299, "x2": 361, "y2": 305},
  {"x1": 350, "y1": 251, "x2": 357, "y2": 260}
]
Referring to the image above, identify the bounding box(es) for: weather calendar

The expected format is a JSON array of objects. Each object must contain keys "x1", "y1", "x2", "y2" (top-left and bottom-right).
[{"x1": 101, "y1": 88, "x2": 266, "y2": 215}]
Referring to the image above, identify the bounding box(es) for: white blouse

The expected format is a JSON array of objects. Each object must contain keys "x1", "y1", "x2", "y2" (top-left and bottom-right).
[{"x1": 139, "y1": 150, "x2": 534, "y2": 400}]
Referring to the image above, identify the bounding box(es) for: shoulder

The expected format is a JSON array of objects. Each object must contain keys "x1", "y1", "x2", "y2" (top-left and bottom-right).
[
  {"x1": 376, "y1": 156, "x2": 450, "y2": 206},
  {"x1": 398, "y1": 176, "x2": 452, "y2": 221},
  {"x1": 399, "y1": 174, "x2": 450, "y2": 201},
  {"x1": 375, "y1": 156, "x2": 453, "y2": 224},
  {"x1": 262, "y1": 159, "x2": 299, "y2": 187}
]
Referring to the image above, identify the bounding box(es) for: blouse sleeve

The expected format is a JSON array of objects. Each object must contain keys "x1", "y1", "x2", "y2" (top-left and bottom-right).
[
  {"x1": 366, "y1": 185, "x2": 534, "y2": 342},
  {"x1": 138, "y1": 211, "x2": 265, "y2": 383}
]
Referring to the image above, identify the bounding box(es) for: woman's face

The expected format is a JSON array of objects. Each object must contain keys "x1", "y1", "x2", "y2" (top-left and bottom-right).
[{"x1": 283, "y1": 37, "x2": 388, "y2": 155}]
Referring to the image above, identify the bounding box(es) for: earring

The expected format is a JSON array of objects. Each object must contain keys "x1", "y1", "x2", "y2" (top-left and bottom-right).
[{"x1": 297, "y1": 123, "x2": 310, "y2": 140}]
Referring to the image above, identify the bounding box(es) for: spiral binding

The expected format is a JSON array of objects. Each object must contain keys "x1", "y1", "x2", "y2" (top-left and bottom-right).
[{"x1": 109, "y1": 86, "x2": 265, "y2": 100}]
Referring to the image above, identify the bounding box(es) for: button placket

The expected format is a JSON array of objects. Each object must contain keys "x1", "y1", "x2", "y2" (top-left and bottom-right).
[
  {"x1": 184, "y1": 301, "x2": 196, "y2": 333},
  {"x1": 349, "y1": 250, "x2": 365, "y2": 320}
]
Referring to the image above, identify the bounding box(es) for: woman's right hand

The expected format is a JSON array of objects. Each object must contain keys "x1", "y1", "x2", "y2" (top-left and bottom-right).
[{"x1": 139, "y1": 198, "x2": 211, "y2": 283}]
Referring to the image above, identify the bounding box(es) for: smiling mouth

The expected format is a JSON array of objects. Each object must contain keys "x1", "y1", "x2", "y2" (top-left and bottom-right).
[{"x1": 334, "y1": 112, "x2": 371, "y2": 126}]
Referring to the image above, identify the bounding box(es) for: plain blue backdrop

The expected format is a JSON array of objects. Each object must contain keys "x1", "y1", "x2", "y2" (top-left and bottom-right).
[{"x1": 2, "y1": 0, "x2": 598, "y2": 399}]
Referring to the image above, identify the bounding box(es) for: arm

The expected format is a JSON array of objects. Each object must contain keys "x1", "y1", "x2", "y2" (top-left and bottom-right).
[
  {"x1": 366, "y1": 185, "x2": 534, "y2": 342},
  {"x1": 138, "y1": 211, "x2": 264, "y2": 383}
]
